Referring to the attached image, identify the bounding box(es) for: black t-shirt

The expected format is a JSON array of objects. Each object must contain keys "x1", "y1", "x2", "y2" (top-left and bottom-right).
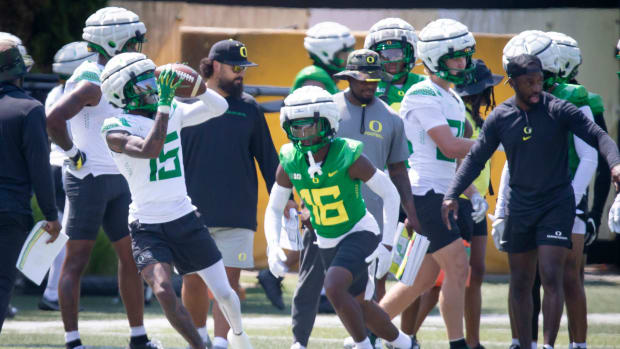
[
  {"x1": 445, "y1": 92, "x2": 620, "y2": 215},
  {"x1": 181, "y1": 92, "x2": 278, "y2": 230}
]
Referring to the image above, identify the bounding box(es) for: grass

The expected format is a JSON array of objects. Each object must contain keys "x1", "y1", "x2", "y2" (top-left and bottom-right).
[{"x1": 2, "y1": 272, "x2": 620, "y2": 348}]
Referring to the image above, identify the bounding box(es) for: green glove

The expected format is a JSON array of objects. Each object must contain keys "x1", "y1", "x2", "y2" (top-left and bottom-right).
[{"x1": 157, "y1": 69, "x2": 182, "y2": 107}]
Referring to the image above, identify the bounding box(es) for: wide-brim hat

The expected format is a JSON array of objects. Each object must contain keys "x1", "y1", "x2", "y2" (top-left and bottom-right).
[
  {"x1": 455, "y1": 59, "x2": 503, "y2": 97},
  {"x1": 334, "y1": 48, "x2": 392, "y2": 82}
]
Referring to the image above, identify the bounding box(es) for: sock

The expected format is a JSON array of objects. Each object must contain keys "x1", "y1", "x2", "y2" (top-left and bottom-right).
[
  {"x1": 573, "y1": 343, "x2": 586, "y2": 349},
  {"x1": 449, "y1": 338, "x2": 468, "y2": 349},
  {"x1": 65, "y1": 331, "x2": 80, "y2": 343},
  {"x1": 543, "y1": 345, "x2": 553, "y2": 349},
  {"x1": 532, "y1": 342, "x2": 538, "y2": 349},
  {"x1": 130, "y1": 326, "x2": 147, "y2": 337},
  {"x1": 197, "y1": 326, "x2": 209, "y2": 343},
  {"x1": 355, "y1": 337, "x2": 373, "y2": 349},
  {"x1": 387, "y1": 330, "x2": 412, "y2": 349},
  {"x1": 512, "y1": 339, "x2": 520, "y2": 346},
  {"x1": 213, "y1": 336, "x2": 228, "y2": 348}
]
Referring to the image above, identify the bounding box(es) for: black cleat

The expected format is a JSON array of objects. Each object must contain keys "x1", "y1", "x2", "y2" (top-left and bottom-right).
[
  {"x1": 38, "y1": 297, "x2": 61, "y2": 311},
  {"x1": 5, "y1": 304, "x2": 17, "y2": 319},
  {"x1": 257, "y1": 269, "x2": 285, "y2": 310}
]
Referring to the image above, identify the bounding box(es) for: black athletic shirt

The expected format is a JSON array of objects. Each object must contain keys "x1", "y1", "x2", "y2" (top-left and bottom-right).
[
  {"x1": 0, "y1": 83, "x2": 57, "y2": 221},
  {"x1": 181, "y1": 92, "x2": 278, "y2": 231},
  {"x1": 445, "y1": 92, "x2": 620, "y2": 215}
]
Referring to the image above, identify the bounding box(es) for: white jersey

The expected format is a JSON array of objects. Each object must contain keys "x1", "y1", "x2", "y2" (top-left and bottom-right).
[
  {"x1": 64, "y1": 61, "x2": 121, "y2": 178},
  {"x1": 101, "y1": 90, "x2": 228, "y2": 224},
  {"x1": 400, "y1": 79, "x2": 466, "y2": 195},
  {"x1": 45, "y1": 84, "x2": 70, "y2": 167}
]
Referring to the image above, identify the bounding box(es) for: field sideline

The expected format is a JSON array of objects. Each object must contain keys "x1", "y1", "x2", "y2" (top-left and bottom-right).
[{"x1": 2, "y1": 272, "x2": 620, "y2": 349}]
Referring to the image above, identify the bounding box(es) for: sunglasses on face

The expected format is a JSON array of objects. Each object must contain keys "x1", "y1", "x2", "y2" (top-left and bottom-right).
[{"x1": 230, "y1": 65, "x2": 247, "y2": 73}]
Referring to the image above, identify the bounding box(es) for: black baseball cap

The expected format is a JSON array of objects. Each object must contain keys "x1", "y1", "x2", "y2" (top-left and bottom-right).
[
  {"x1": 455, "y1": 59, "x2": 503, "y2": 97},
  {"x1": 506, "y1": 54, "x2": 542, "y2": 79},
  {"x1": 208, "y1": 39, "x2": 257, "y2": 67}
]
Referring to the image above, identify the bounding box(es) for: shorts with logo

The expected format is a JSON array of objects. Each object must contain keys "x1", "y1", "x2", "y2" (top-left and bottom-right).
[
  {"x1": 208, "y1": 227, "x2": 254, "y2": 269},
  {"x1": 457, "y1": 198, "x2": 488, "y2": 242},
  {"x1": 502, "y1": 199, "x2": 574, "y2": 253},
  {"x1": 318, "y1": 230, "x2": 379, "y2": 297},
  {"x1": 64, "y1": 173, "x2": 130, "y2": 241},
  {"x1": 414, "y1": 190, "x2": 461, "y2": 253},
  {"x1": 129, "y1": 211, "x2": 222, "y2": 275}
]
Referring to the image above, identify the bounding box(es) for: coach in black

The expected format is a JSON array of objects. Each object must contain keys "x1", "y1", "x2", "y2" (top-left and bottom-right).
[
  {"x1": 0, "y1": 40, "x2": 60, "y2": 331},
  {"x1": 441, "y1": 54, "x2": 620, "y2": 349}
]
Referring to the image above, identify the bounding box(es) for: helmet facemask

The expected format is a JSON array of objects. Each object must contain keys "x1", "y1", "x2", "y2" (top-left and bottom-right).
[
  {"x1": 123, "y1": 71, "x2": 158, "y2": 115},
  {"x1": 374, "y1": 40, "x2": 413, "y2": 81},
  {"x1": 284, "y1": 113, "x2": 334, "y2": 153},
  {"x1": 542, "y1": 70, "x2": 558, "y2": 90},
  {"x1": 436, "y1": 47, "x2": 475, "y2": 85}
]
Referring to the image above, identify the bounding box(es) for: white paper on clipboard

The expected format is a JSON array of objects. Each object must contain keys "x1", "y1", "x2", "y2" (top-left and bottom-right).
[
  {"x1": 279, "y1": 208, "x2": 303, "y2": 251},
  {"x1": 16, "y1": 221, "x2": 68, "y2": 285}
]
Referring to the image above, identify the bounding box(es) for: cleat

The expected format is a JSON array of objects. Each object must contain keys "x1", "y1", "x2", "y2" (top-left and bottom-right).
[
  {"x1": 227, "y1": 330, "x2": 253, "y2": 349},
  {"x1": 257, "y1": 269, "x2": 284, "y2": 310}
]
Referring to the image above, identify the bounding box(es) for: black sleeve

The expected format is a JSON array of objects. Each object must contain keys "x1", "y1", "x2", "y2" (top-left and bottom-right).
[
  {"x1": 22, "y1": 106, "x2": 58, "y2": 221},
  {"x1": 561, "y1": 101, "x2": 620, "y2": 170},
  {"x1": 590, "y1": 111, "x2": 611, "y2": 225},
  {"x1": 444, "y1": 112, "x2": 501, "y2": 200},
  {"x1": 250, "y1": 105, "x2": 279, "y2": 193}
]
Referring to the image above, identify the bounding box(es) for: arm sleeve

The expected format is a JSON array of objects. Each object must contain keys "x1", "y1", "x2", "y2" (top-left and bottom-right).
[
  {"x1": 571, "y1": 106, "x2": 598, "y2": 205},
  {"x1": 23, "y1": 106, "x2": 58, "y2": 221},
  {"x1": 562, "y1": 101, "x2": 620, "y2": 169},
  {"x1": 264, "y1": 183, "x2": 292, "y2": 246},
  {"x1": 250, "y1": 106, "x2": 279, "y2": 192},
  {"x1": 179, "y1": 89, "x2": 228, "y2": 128},
  {"x1": 365, "y1": 170, "x2": 400, "y2": 246},
  {"x1": 494, "y1": 162, "x2": 510, "y2": 218},
  {"x1": 387, "y1": 115, "x2": 410, "y2": 165},
  {"x1": 444, "y1": 113, "x2": 502, "y2": 200},
  {"x1": 590, "y1": 111, "x2": 611, "y2": 222}
]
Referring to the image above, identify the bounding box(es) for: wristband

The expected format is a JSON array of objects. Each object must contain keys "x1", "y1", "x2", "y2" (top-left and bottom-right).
[
  {"x1": 64, "y1": 144, "x2": 78, "y2": 158},
  {"x1": 157, "y1": 105, "x2": 171, "y2": 114}
]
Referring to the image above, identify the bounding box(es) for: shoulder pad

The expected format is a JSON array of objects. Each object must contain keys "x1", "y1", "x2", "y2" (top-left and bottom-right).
[
  {"x1": 406, "y1": 80, "x2": 440, "y2": 97},
  {"x1": 101, "y1": 116, "x2": 132, "y2": 134},
  {"x1": 68, "y1": 61, "x2": 101, "y2": 84},
  {"x1": 340, "y1": 138, "x2": 364, "y2": 160},
  {"x1": 587, "y1": 92, "x2": 605, "y2": 115},
  {"x1": 554, "y1": 83, "x2": 588, "y2": 107}
]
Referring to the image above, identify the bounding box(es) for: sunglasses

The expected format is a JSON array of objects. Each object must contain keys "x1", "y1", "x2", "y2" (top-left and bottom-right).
[{"x1": 230, "y1": 65, "x2": 247, "y2": 73}]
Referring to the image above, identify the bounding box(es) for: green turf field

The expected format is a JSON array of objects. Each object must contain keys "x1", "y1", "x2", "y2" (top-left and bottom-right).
[{"x1": 2, "y1": 272, "x2": 620, "y2": 349}]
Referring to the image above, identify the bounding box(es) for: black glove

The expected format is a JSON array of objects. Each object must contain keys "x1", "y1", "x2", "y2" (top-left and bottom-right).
[
  {"x1": 585, "y1": 217, "x2": 598, "y2": 246},
  {"x1": 65, "y1": 149, "x2": 87, "y2": 170}
]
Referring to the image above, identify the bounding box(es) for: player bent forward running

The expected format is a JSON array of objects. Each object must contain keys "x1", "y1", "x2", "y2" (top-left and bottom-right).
[
  {"x1": 265, "y1": 86, "x2": 414, "y2": 349},
  {"x1": 99, "y1": 52, "x2": 252, "y2": 349}
]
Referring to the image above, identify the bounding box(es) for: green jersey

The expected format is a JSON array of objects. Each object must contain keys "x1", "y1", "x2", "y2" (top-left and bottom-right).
[
  {"x1": 291, "y1": 65, "x2": 339, "y2": 95},
  {"x1": 375, "y1": 72, "x2": 426, "y2": 112},
  {"x1": 279, "y1": 138, "x2": 366, "y2": 239},
  {"x1": 587, "y1": 92, "x2": 604, "y2": 116},
  {"x1": 552, "y1": 82, "x2": 589, "y2": 177}
]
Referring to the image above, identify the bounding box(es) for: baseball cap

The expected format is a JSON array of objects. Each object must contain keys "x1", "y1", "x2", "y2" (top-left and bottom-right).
[
  {"x1": 334, "y1": 49, "x2": 391, "y2": 82},
  {"x1": 455, "y1": 59, "x2": 503, "y2": 97},
  {"x1": 506, "y1": 54, "x2": 543, "y2": 79},
  {"x1": 208, "y1": 39, "x2": 258, "y2": 67}
]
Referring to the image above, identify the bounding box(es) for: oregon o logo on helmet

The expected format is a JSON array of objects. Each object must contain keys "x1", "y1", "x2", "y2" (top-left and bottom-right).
[
  {"x1": 366, "y1": 55, "x2": 376, "y2": 64},
  {"x1": 369, "y1": 120, "x2": 383, "y2": 133},
  {"x1": 240, "y1": 46, "x2": 248, "y2": 58}
]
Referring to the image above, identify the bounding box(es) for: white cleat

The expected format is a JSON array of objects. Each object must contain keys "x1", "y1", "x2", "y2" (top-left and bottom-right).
[
  {"x1": 343, "y1": 336, "x2": 355, "y2": 349},
  {"x1": 227, "y1": 330, "x2": 253, "y2": 349},
  {"x1": 290, "y1": 342, "x2": 306, "y2": 349}
]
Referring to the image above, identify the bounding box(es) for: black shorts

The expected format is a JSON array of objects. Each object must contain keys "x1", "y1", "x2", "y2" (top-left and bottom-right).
[
  {"x1": 51, "y1": 165, "x2": 65, "y2": 214},
  {"x1": 64, "y1": 173, "x2": 130, "y2": 241},
  {"x1": 503, "y1": 199, "x2": 574, "y2": 253},
  {"x1": 414, "y1": 190, "x2": 461, "y2": 253},
  {"x1": 457, "y1": 198, "x2": 488, "y2": 242},
  {"x1": 318, "y1": 231, "x2": 379, "y2": 297},
  {"x1": 129, "y1": 211, "x2": 222, "y2": 275}
]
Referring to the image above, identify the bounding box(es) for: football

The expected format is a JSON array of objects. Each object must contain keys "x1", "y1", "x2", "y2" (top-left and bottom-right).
[{"x1": 154, "y1": 63, "x2": 206, "y2": 98}]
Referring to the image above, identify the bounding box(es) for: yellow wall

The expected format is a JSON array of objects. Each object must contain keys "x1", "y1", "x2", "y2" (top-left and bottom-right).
[{"x1": 179, "y1": 27, "x2": 514, "y2": 273}]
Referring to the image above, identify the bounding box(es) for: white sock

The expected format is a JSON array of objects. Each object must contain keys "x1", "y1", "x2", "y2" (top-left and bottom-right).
[
  {"x1": 195, "y1": 260, "x2": 243, "y2": 335},
  {"x1": 355, "y1": 337, "x2": 373, "y2": 349},
  {"x1": 197, "y1": 326, "x2": 209, "y2": 343},
  {"x1": 573, "y1": 342, "x2": 586, "y2": 348},
  {"x1": 130, "y1": 325, "x2": 146, "y2": 337},
  {"x1": 512, "y1": 339, "x2": 520, "y2": 346},
  {"x1": 213, "y1": 336, "x2": 228, "y2": 348},
  {"x1": 65, "y1": 330, "x2": 80, "y2": 343},
  {"x1": 387, "y1": 330, "x2": 412, "y2": 349},
  {"x1": 543, "y1": 345, "x2": 553, "y2": 349}
]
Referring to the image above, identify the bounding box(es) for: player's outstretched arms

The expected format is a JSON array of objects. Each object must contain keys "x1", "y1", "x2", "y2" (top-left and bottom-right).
[{"x1": 47, "y1": 81, "x2": 101, "y2": 150}]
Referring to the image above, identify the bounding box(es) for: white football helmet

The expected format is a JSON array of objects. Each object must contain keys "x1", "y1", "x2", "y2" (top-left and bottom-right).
[
  {"x1": 304, "y1": 22, "x2": 355, "y2": 73},
  {"x1": 0, "y1": 32, "x2": 34, "y2": 71},
  {"x1": 502, "y1": 30, "x2": 560, "y2": 76},
  {"x1": 53, "y1": 41, "x2": 97, "y2": 78},
  {"x1": 417, "y1": 19, "x2": 476, "y2": 84},
  {"x1": 364, "y1": 18, "x2": 417, "y2": 78},
  {"x1": 100, "y1": 52, "x2": 156, "y2": 111},
  {"x1": 82, "y1": 7, "x2": 147, "y2": 59},
  {"x1": 546, "y1": 31, "x2": 581, "y2": 80},
  {"x1": 280, "y1": 86, "x2": 340, "y2": 152}
]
